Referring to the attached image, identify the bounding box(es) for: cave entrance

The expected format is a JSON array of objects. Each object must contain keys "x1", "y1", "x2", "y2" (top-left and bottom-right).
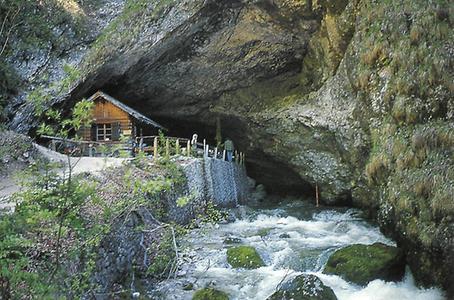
[{"x1": 149, "y1": 114, "x2": 316, "y2": 200}]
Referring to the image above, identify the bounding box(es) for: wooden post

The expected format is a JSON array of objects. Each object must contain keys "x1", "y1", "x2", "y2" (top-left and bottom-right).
[
  {"x1": 187, "y1": 140, "x2": 191, "y2": 157},
  {"x1": 165, "y1": 138, "x2": 170, "y2": 158},
  {"x1": 214, "y1": 147, "x2": 218, "y2": 159},
  {"x1": 223, "y1": 149, "x2": 226, "y2": 161},
  {"x1": 235, "y1": 151, "x2": 239, "y2": 164},
  {"x1": 153, "y1": 136, "x2": 158, "y2": 159},
  {"x1": 139, "y1": 137, "x2": 144, "y2": 151},
  {"x1": 51, "y1": 140, "x2": 56, "y2": 152},
  {"x1": 88, "y1": 144, "x2": 93, "y2": 157},
  {"x1": 315, "y1": 183, "x2": 319, "y2": 207},
  {"x1": 175, "y1": 139, "x2": 180, "y2": 155},
  {"x1": 205, "y1": 145, "x2": 209, "y2": 158}
]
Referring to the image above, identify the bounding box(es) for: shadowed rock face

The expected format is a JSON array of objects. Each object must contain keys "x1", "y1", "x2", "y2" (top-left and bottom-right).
[{"x1": 64, "y1": 0, "x2": 354, "y2": 202}]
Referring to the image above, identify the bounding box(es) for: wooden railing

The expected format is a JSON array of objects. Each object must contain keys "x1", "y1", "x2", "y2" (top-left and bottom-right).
[
  {"x1": 136, "y1": 136, "x2": 245, "y2": 165},
  {"x1": 40, "y1": 135, "x2": 245, "y2": 165},
  {"x1": 41, "y1": 135, "x2": 133, "y2": 157}
]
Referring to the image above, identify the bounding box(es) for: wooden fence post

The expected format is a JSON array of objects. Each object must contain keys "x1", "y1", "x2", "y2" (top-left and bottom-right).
[
  {"x1": 223, "y1": 149, "x2": 226, "y2": 161},
  {"x1": 51, "y1": 140, "x2": 56, "y2": 152},
  {"x1": 165, "y1": 138, "x2": 170, "y2": 158},
  {"x1": 214, "y1": 147, "x2": 218, "y2": 159},
  {"x1": 153, "y1": 136, "x2": 158, "y2": 159},
  {"x1": 139, "y1": 137, "x2": 144, "y2": 152},
  {"x1": 316, "y1": 183, "x2": 319, "y2": 207},
  {"x1": 187, "y1": 140, "x2": 191, "y2": 157},
  {"x1": 175, "y1": 139, "x2": 180, "y2": 155}
]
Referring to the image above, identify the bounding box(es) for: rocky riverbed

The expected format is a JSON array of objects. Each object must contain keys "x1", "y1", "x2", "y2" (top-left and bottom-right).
[{"x1": 151, "y1": 200, "x2": 445, "y2": 300}]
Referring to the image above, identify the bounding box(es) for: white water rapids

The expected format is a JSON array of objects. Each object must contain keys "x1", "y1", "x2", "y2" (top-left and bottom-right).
[{"x1": 151, "y1": 200, "x2": 445, "y2": 300}]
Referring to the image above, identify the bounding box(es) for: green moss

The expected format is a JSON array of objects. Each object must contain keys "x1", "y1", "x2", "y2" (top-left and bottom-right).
[
  {"x1": 323, "y1": 243, "x2": 405, "y2": 286},
  {"x1": 226, "y1": 246, "x2": 265, "y2": 269},
  {"x1": 192, "y1": 288, "x2": 229, "y2": 300},
  {"x1": 256, "y1": 228, "x2": 272, "y2": 237}
]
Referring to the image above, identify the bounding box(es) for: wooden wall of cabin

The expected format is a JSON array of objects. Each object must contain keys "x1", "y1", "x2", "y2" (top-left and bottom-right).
[{"x1": 78, "y1": 99, "x2": 133, "y2": 141}]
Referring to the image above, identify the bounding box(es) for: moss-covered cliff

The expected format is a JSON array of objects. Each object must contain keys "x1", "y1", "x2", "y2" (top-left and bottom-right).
[{"x1": 2, "y1": 0, "x2": 453, "y2": 296}]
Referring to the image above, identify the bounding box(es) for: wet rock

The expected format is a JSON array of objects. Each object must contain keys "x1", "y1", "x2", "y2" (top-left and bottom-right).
[
  {"x1": 257, "y1": 228, "x2": 272, "y2": 237},
  {"x1": 267, "y1": 274, "x2": 337, "y2": 300},
  {"x1": 192, "y1": 288, "x2": 229, "y2": 300},
  {"x1": 223, "y1": 237, "x2": 242, "y2": 244},
  {"x1": 226, "y1": 245, "x2": 265, "y2": 269},
  {"x1": 323, "y1": 243, "x2": 405, "y2": 286},
  {"x1": 279, "y1": 233, "x2": 291, "y2": 238}
]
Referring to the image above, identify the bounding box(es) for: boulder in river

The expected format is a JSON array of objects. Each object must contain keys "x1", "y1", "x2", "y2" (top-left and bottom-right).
[
  {"x1": 267, "y1": 274, "x2": 337, "y2": 300},
  {"x1": 226, "y1": 245, "x2": 265, "y2": 269},
  {"x1": 323, "y1": 242, "x2": 405, "y2": 286},
  {"x1": 223, "y1": 237, "x2": 242, "y2": 244},
  {"x1": 192, "y1": 288, "x2": 229, "y2": 300}
]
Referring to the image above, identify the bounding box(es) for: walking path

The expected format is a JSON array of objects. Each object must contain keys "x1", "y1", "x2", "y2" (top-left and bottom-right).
[{"x1": 0, "y1": 144, "x2": 128, "y2": 213}]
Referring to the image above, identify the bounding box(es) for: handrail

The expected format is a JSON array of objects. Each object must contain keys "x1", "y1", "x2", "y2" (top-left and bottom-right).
[
  {"x1": 40, "y1": 135, "x2": 245, "y2": 165},
  {"x1": 135, "y1": 135, "x2": 245, "y2": 165}
]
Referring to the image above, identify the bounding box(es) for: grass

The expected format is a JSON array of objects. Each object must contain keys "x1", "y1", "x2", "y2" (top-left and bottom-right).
[
  {"x1": 365, "y1": 154, "x2": 389, "y2": 184},
  {"x1": 361, "y1": 43, "x2": 385, "y2": 66},
  {"x1": 414, "y1": 177, "x2": 433, "y2": 199}
]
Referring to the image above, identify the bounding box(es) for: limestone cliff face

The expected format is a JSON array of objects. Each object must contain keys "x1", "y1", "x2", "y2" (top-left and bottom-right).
[{"x1": 3, "y1": 0, "x2": 453, "y2": 295}]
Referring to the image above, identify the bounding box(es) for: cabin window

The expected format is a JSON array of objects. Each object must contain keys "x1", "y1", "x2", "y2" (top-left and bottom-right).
[{"x1": 96, "y1": 123, "x2": 112, "y2": 141}]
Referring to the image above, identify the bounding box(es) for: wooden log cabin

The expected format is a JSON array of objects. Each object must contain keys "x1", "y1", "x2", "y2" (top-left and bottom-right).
[{"x1": 79, "y1": 91, "x2": 164, "y2": 144}]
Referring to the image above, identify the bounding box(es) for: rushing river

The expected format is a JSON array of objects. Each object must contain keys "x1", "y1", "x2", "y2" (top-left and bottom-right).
[{"x1": 151, "y1": 200, "x2": 445, "y2": 300}]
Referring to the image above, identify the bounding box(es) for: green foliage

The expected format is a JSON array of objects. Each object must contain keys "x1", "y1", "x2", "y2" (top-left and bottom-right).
[
  {"x1": 36, "y1": 98, "x2": 93, "y2": 138},
  {"x1": 176, "y1": 193, "x2": 195, "y2": 207},
  {"x1": 0, "y1": 159, "x2": 98, "y2": 298},
  {"x1": 192, "y1": 288, "x2": 229, "y2": 300},
  {"x1": 27, "y1": 64, "x2": 83, "y2": 118},
  {"x1": 146, "y1": 229, "x2": 176, "y2": 279},
  {"x1": 226, "y1": 245, "x2": 265, "y2": 269}
]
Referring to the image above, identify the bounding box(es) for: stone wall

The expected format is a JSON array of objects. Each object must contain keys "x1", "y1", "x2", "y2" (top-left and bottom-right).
[{"x1": 165, "y1": 157, "x2": 253, "y2": 224}]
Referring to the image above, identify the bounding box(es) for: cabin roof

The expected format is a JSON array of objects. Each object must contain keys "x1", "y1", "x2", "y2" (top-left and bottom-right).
[{"x1": 87, "y1": 91, "x2": 165, "y2": 130}]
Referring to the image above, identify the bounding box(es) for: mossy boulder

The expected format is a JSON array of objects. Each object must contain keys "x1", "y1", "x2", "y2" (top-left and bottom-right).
[
  {"x1": 192, "y1": 288, "x2": 229, "y2": 300},
  {"x1": 267, "y1": 274, "x2": 337, "y2": 300},
  {"x1": 226, "y1": 246, "x2": 265, "y2": 269},
  {"x1": 323, "y1": 243, "x2": 405, "y2": 286}
]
